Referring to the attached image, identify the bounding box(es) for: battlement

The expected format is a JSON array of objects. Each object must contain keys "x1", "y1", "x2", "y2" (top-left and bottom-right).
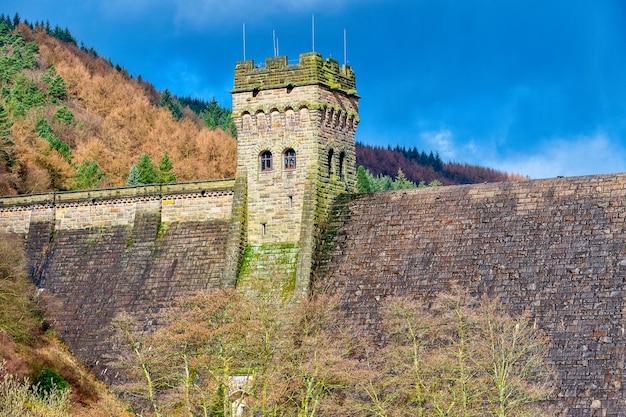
[{"x1": 232, "y1": 52, "x2": 357, "y2": 96}]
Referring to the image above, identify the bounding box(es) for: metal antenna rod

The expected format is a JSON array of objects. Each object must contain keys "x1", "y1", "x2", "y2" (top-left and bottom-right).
[
  {"x1": 243, "y1": 23, "x2": 246, "y2": 60},
  {"x1": 273, "y1": 30, "x2": 277, "y2": 56},
  {"x1": 312, "y1": 15, "x2": 315, "y2": 52},
  {"x1": 343, "y1": 28, "x2": 347, "y2": 66}
]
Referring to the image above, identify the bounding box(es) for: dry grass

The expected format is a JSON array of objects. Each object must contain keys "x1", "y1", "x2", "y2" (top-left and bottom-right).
[{"x1": 0, "y1": 234, "x2": 131, "y2": 415}]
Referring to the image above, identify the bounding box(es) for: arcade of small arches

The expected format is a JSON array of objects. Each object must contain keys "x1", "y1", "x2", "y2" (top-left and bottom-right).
[{"x1": 237, "y1": 105, "x2": 358, "y2": 132}]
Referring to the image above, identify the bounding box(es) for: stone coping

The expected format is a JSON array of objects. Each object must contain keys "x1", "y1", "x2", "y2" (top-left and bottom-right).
[{"x1": 0, "y1": 179, "x2": 236, "y2": 208}]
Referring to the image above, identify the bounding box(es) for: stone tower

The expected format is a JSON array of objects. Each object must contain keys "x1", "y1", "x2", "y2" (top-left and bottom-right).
[{"x1": 230, "y1": 52, "x2": 359, "y2": 293}]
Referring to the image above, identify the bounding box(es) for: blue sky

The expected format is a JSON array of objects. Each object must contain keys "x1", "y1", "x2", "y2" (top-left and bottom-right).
[{"x1": 5, "y1": 1, "x2": 626, "y2": 178}]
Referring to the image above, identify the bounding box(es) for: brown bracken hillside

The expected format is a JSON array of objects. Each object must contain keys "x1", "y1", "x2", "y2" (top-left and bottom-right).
[{"x1": 0, "y1": 23, "x2": 236, "y2": 195}]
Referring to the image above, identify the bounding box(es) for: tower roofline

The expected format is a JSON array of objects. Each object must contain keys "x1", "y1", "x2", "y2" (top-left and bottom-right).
[{"x1": 232, "y1": 52, "x2": 358, "y2": 97}]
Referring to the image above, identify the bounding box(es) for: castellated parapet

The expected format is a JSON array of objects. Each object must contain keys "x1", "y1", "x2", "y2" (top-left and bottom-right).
[
  {"x1": 231, "y1": 52, "x2": 359, "y2": 292},
  {"x1": 232, "y1": 52, "x2": 357, "y2": 96}
]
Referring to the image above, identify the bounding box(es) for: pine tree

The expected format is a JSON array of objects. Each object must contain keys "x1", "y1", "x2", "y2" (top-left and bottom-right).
[
  {"x1": 201, "y1": 98, "x2": 236, "y2": 136},
  {"x1": 432, "y1": 152, "x2": 443, "y2": 172},
  {"x1": 135, "y1": 153, "x2": 158, "y2": 184},
  {"x1": 0, "y1": 102, "x2": 15, "y2": 167},
  {"x1": 41, "y1": 67, "x2": 68, "y2": 103},
  {"x1": 356, "y1": 165, "x2": 374, "y2": 193},
  {"x1": 0, "y1": 21, "x2": 11, "y2": 43},
  {"x1": 35, "y1": 118, "x2": 71, "y2": 162},
  {"x1": 70, "y1": 160, "x2": 104, "y2": 190},
  {"x1": 157, "y1": 154, "x2": 176, "y2": 183},
  {"x1": 53, "y1": 105, "x2": 74, "y2": 124},
  {"x1": 393, "y1": 168, "x2": 416, "y2": 190},
  {"x1": 158, "y1": 88, "x2": 183, "y2": 121},
  {"x1": 374, "y1": 174, "x2": 394, "y2": 191},
  {"x1": 126, "y1": 164, "x2": 140, "y2": 186}
]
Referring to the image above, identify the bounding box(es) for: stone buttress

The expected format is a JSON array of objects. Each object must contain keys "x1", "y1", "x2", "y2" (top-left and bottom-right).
[{"x1": 230, "y1": 52, "x2": 359, "y2": 293}]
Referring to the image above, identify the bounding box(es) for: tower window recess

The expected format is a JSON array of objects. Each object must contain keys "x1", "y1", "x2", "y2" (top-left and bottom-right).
[
  {"x1": 338, "y1": 151, "x2": 346, "y2": 180},
  {"x1": 327, "y1": 149, "x2": 334, "y2": 177},
  {"x1": 260, "y1": 151, "x2": 272, "y2": 171},
  {"x1": 284, "y1": 149, "x2": 296, "y2": 170}
]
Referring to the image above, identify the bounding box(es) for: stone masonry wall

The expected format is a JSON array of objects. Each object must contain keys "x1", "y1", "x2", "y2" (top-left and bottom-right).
[
  {"x1": 0, "y1": 180, "x2": 235, "y2": 379},
  {"x1": 316, "y1": 174, "x2": 626, "y2": 416},
  {"x1": 231, "y1": 52, "x2": 359, "y2": 292}
]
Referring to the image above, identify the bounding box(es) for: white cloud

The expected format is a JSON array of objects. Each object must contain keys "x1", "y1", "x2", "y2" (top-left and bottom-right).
[
  {"x1": 486, "y1": 132, "x2": 626, "y2": 179},
  {"x1": 419, "y1": 129, "x2": 456, "y2": 160}
]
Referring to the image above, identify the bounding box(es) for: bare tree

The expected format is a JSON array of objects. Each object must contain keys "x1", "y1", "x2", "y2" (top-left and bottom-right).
[
  {"x1": 112, "y1": 289, "x2": 553, "y2": 417},
  {"x1": 359, "y1": 291, "x2": 554, "y2": 417}
]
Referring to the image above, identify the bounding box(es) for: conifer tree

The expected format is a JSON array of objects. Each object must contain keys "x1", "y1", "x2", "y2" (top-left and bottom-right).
[
  {"x1": 70, "y1": 160, "x2": 104, "y2": 190},
  {"x1": 375, "y1": 173, "x2": 394, "y2": 191},
  {"x1": 53, "y1": 105, "x2": 74, "y2": 124},
  {"x1": 393, "y1": 168, "x2": 416, "y2": 190},
  {"x1": 157, "y1": 154, "x2": 176, "y2": 183},
  {"x1": 41, "y1": 67, "x2": 68, "y2": 103},
  {"x1": 0, "y1": 102, "x2": 14, "y2": 167},
  {"x1": 356, "y1": 165, "x2": 374, "y2": 193},
  {"x1": 201, "y1": 98, "x2": 236, "y2": 136},
  {"x1": 0, "y1": 21, "x2": 11, "y2": 44},
  {"x1": 135, "y1": 153, "x2": 158, "y2": 184},
  {"x1": 158, "y1": 88, "x2": 183, "y2": 121},
  {"x1": 126, "y1": 164, "x2": 140, "y2": 186}
]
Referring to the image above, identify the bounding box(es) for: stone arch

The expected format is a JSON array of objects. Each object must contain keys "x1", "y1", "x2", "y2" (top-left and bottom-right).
[
  {"x1": 270, "y1": 108, "x2": 281, "y2": 127},
  {"x1": 259, "y1": 149, "x2": 273, "y2": 172},
  {"x1": 337, "y1": 147, "x2": 348, "y2": 181},
  {"x1": 255, "y1": 110, "x2": 267, "y2": 129},
  {"x1": 298, "y1": 106, "x2": 309, "y2": 123},
  {"x1": 332, "y1": 109, "x2": 340, "y2": 128},
  {"x1": 282, "y1": 148, "x2": 297, "y2": 170},
  {"x1": 340, "y1": 112, "x2": 348, "y2": 131},
  {"x1": 325, "y1": 107, "x2": 334, "y2": 126},
  {"x1": 326, "y1": 147, "x2": 335, "y2": 177},
  {"x1": 241, "y1": 111, "x2": 252, "y2": 131},
  {"x1": 285, "y1": 107, "x2": 296, "y2": 129}
]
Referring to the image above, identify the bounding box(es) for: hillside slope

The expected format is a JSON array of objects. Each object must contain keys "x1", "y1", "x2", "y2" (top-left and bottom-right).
[
  {"x1": 357, "y1": 143, "x2": 526, "y2": 186},
  {"x1": 0, "y1": 22, "x2": 236, "y2": 195},
  {"x1": 0, "y1": 232, "x2": 130, "y2": 416}
]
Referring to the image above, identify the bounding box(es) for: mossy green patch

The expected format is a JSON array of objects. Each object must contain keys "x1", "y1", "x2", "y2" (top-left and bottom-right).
[
  {"x1": 156, "y1": 222, "x2": 168, "y2": 239},
  {"x1": 237, "y1": 242, "x2": 298, "y2": 299}
]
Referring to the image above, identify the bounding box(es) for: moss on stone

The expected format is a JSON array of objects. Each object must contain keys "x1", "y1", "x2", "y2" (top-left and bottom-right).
[
  {"x1": 237, "y1": 243, "x2": 298, "y2": 298},
  {"x1": 155, "y1": 222, "x2": 168, "y2": 239}
]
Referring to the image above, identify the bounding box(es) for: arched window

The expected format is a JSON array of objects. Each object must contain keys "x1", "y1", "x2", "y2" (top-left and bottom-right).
[
  {"x1": 338, "y1": 151, "x2": 346, "y2": 180},
  {"x1": 284, "y1": 149, "x2": 296, "y2": 170},
  {"x1": 260, "y1": 151, "x2": 272, "y2": 172},
  {"x1": 327, "y1": 149, "x2": 334, "y2": 177}
]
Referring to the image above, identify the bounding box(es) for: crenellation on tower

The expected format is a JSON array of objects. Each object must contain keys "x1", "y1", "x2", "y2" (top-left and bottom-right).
[
  {"x1": 232, "y1": 52, "x2": 357, "y2": 97},
  {"x1": 231, "y1": 52, "x2": 359, "y2": 293}
]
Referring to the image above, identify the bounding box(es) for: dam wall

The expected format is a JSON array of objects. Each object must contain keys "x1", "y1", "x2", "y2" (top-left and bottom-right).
[
  {"x1": 0, "y1": 180, "x2": 236, "y2": 376},
  {"x1": 316, "y1": 173, "x2": 626, "y2": 416}
]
